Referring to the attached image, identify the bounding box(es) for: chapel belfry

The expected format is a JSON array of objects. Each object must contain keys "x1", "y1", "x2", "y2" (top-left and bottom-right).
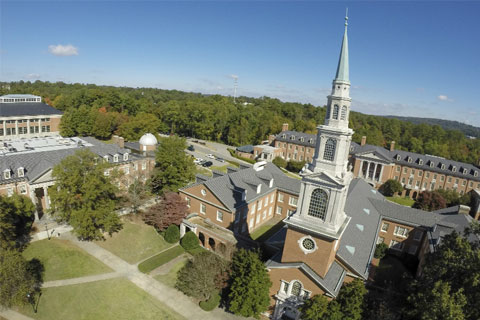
[{"x1": 281, "y1": 14, "x2": 354, "y2": 277}]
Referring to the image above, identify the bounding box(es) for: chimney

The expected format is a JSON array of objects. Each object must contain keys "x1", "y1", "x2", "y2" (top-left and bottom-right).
[
  {"x1": 390, "y1": 141, "x2": 396, "y2": 152},
  {"x1": 112, "y1": 135, "x2": 118, "y2": 144},
  {"x1": 458, "y1": 205, "x2": 470, "y2": 215},
  {"x1": 117, "y1": 136, "x2": 124, "y2": 148},
  {"x1": 361, "y1": 136, "x2": 367, "y2": 146},
  {"x1": 282, "y1": 123, "x2": 289, "y2": 132},
  {"x1": 268, "y1": 134, "x2": 276, "y2": 145}
]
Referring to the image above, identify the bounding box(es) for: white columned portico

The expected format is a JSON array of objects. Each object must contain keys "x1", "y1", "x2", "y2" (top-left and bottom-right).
[
  {"x1": 43, "y1": 186, "x2": 50, "y2": 209},
  {"x1": 373, "y1": 163, "x2": 378, "y2": 180}
]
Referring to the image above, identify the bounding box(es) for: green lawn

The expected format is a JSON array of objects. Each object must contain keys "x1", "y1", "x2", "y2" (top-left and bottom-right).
[
  {"x1": 154, "y1": 257, "x2": 189, "y2": 287},
  {"x1": 17, "y1": 278, "x2": 184, "y2": 320},
  {"x1": 386, "y1": 196, "x2": 415, "y2": 207},
  {"x1": 280, "y1": 168, "x2": 302, "y2": 180},
  {"x1": 211, "y1": 164, "x2": 235, "y2": 173},
  {"x1": 250, "y1": 219, "x2": 284, "y2": 241},
  {"x1": 96, "y1": 220, "x2": 172, "y2": 264},
  {"x1": 23, "y1": 239, "x2": 112, "y2": 282},
  {"x1": 195, "y1": 167, "x2": 212, "y2": 177},
  {"x1": 138, "y1": 246, "x2": 185, "y2": 273}
]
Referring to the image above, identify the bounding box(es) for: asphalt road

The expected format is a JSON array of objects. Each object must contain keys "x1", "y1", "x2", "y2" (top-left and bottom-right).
[{"x1": 185, "y1": 138, "x2": 252, "y2": 168}]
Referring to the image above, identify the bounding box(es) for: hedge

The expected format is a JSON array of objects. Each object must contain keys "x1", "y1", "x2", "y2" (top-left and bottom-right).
[
  {"x1": 164, "y1": 224, "x2": 180, "y2": 243},
  {"x1": 138, "y1": 245, "x2": 185, "y2": 273},
  {"x1": 227, "y1": 148, "x2": 256, "y2": 164},
  {"x1": 180, "y1": 231, "x2": 200, "y2": 250}
]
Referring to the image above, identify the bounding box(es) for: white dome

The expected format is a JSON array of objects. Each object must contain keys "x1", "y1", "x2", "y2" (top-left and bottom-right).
[{"x1": 139, "y1": 133, "x2": 158, "y2": 146}]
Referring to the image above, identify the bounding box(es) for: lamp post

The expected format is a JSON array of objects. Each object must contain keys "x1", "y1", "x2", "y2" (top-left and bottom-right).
[
  {"x1": 44, "y1": 222, "x2": 50, "y2": 240},
  {"x1": 26, "y1": 293, "x2": 37, "y2": 313}
]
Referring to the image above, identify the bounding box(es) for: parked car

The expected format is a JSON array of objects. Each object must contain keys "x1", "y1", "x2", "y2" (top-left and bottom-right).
[
  {"x1": 194, "y1": 158, "x2": 203, "y2": 164},
  {"x1": 206, "y1": 154, "x2": 215, "y2": 159},
  {"x1": 187, "y1": 145, "x2": 195, "y2": 151},
  {"x1": 216, "y1": 157, "x2": 225, "y2": 163},
  {"x1": 202, "y1": 161, "x2": 213, "y2": 167}
]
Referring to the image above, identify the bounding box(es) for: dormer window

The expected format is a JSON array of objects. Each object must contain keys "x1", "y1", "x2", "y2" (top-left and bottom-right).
[
  {"x1": 463, "y1": 168, "x2": 467, "y2": 175},
  {"x1": 269, "y1": 178, "x2": 274, "y2": 188},
  {"x1": 103, "y1": 155, "x2": 109, "y2": 162},
  {"x1": 475, "y1": 171, "x2": 479, "y2": 177},
  {"x1": 430, "y1": 161, "x2": 434, "y2": 168},
  {"x1": 441, "y1": 164, "x2": 446, "y2": 170},
  {"x1": 452, "y1": 166, "x2": 457, "y2": 173},
  {"x1": 257, "y1": 184, "x2": 262, "y2": 194},
  {"x1": 419, "y1": 159, "x2": 423, "y2": 165},
  {"x1": 309, "y1": 138, "x2": 313, "y2": 144},
  {"x1": 290, "y1": 135, "x2": 295, "y2": 140},
  {"x1": 4, "y1": 169, "x2": 11, "y2": 179},
  {"x1": 300, "y1": 137, "x2": 304, "y2": 142},
  {"x1": 113, "y1": 154, "x2": 119, "y2": 163},
  {"x1": 17, "y1": 167, "x2": 24, "y2": 177},
  {"x1": 408, "y1": 157, "x2": 412, "y2": 163},
  {"x1": 123, "y1": 153, "x2": 129, "y2": 161},
  {"x1": 282, "y1": 134, "x2": 286, "y2": 139},
  {"x1": 396, "y1": 155, "x2": 401, "y2": 161}
]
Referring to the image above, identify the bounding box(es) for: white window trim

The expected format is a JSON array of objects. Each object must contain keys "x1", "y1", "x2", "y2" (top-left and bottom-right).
[
  {"x1": 298, "y1": 235, "x2": 318, "y2": 255},
  {"x1": 123, "y1": 153, "x2": 129, "y2": 161},
  {"x1": 394, "y1": 226, "x2": 409, "y2": 238},
  {"x1": 200, "y1": 203, "x2": 206, "y2": 214},
  {"x1": 381, "y1": 222, "x2": 389, "y2": 232},
  {"x1": 289, "y1": 196, "x2": 298, "y2": 207},
  {"x1": 216, "y1": 210, "x2": 223, "y2": 222},
  {"x1": 17, "y1": 167, "x2": 24, "y2": 177}
]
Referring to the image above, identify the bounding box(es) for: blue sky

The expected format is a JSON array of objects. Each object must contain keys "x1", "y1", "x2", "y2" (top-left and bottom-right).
[{"x1": 1, "y1": 1, "x2": 479, "y2": 125}]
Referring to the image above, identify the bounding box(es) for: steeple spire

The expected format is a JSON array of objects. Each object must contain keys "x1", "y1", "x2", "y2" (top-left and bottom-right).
[{"x1": 335, "y1": 11, "x2": 349, "y2": 83}]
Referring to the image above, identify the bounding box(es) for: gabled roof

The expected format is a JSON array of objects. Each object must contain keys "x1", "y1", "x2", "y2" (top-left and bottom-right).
[
  {"x1": 181, "y1": 163, "x2": 301, "y2": 212},
  {"x1": 275, "y1": 131, "x2": 317, "y2": 147},
  {"x1": 0, "y1": 102, "x2": 63, "y2": 117}
]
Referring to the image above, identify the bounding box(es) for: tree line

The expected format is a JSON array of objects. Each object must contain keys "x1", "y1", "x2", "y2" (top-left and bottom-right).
[{"x1": 2, "y1": 80, "x2": 479, "y2": 165}]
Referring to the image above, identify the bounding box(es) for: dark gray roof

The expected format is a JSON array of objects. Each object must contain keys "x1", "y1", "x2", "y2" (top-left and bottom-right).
[
  {"x1": 266, "y1": 255, "x2": 346, "y2": 297},
  {"x1": 0, "y1": 137, "x2": 140, "y2": 185},
  {"x1": 369, "y1": 197, "x2": 437, "y2": 227},
  {"x1": 181, "y1": 162, "x2": 301, "y2": 212},
  {"x1": 235, "y1": 145, "x2": 254, "y2": 153},
  {"x1": 275, "y1": 130, "x2": 317, "y2": 147},
  {"x1": 0, "y1": 102, "x2": 63, "y2": 117},
  {"x1": 350, "y1": 143, "x2": 480, "y2": 182}
]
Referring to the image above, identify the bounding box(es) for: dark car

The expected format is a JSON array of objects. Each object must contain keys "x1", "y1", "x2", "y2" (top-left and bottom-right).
[
  {"x1": 216, "y1": 157, "x2": 225, "y2": 163},
  {"x1": 202, "y1": 161, "x2": 213, "y2": 167},
  {"x1": 187, "y1": 145, "x2": 195, "y2": 151}
]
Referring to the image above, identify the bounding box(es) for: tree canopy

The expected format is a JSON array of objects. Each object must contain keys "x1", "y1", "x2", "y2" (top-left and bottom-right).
[
  {"x1": 143, "y1": 192, "x2": 188, "y2": 231},
  {"x1": 379, "y1": 179, "x2": 403, "y2": 197},
  {"x1": 413, "y1": 191, "x2": 447, "y2": 211},
  {"x1": 149, "y1": 136, "x2": 196, "y2": 194},
  {"x1": 49, "y1": 149, "x2": 122, "y2": 240},
  {"x1": 0, "y1": 194, "x2": 35, "y2": 250},
  {"x1": 228, "y1": 249, "x2": 271, "y2": 318},
  {"x1": 3, "y1": 80, "x2": 479, "y2": 165}
]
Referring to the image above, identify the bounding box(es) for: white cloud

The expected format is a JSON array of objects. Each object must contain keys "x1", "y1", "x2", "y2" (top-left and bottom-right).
[
  {"x1": 24, "y1": 73, "x2": 41, "y2": 79},
  {"x1": 228, "y1": 74, "x2": 238, "y2": 80},
  {"x1": 48, "y1": 44, "x2": 79, "y2": 56},
  {"x1": 437, "y1": 95, "x2": 453, "y2": 102}
]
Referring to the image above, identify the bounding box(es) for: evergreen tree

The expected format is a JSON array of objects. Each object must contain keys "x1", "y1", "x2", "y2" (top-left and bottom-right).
[
  {"x1": 49, "y1": 149, "x2": 122, "y2": 240},
  {"x1": 228, "y1": 249, "x2": 271, "y2": 318},
  {"x1": 150, "y1": 136, "x2": 196, "y2": 194},
  {"x1": 335, "y1": 279, "x2": 366, "y2": 320},
  {"x1": 299, "y1": 295, "x2": 329, "y2": 320}
]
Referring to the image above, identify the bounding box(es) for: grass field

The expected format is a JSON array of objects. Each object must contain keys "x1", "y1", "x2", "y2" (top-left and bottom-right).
[
  {"x1": 23, "y1": 239, "x2": 112, "y2": 282},
  {"x1": 96, "y1": 220, "x2": 172, "y2": 264},
  {"x1": 154, "y1": 257, "x2": 189, "y2": 287},
  {"x1": 386, "y1": 196, "x2": 415, "y2": 207},
  {"x1": 250, "y1": 219, "x2": 284, "y2": 241},
  {"x1": 17, "y1": 278, "x2": 184, "y2": 320},
  {"x1": 211, "y1": 164, "x2": 235, "y2": 173},
  {"x1": 138, "y1": 246, "x2": 185, "y2": 273},
  {"x1": 195, "y1": 167, "x2": 212, "y2": 177}
]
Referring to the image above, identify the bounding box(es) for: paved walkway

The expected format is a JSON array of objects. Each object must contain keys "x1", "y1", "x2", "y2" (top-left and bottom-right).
[
  {"x1": 42, "y1": 272, "x2": 122, "y2": 288},
  {"x1": 0, "y1": 309, "x2": 35, "y2": 320},
  {"x1": 62, "y1": 233, "x2": 244, "y2": 320}
]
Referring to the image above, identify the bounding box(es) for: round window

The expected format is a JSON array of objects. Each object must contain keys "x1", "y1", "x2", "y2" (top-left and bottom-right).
[
  {"x1": 201, "y1": 189, "x2": 207, "y2": 196},
  {"x1": 302, "y1": 238, "x2": 315, "y2": 251}
]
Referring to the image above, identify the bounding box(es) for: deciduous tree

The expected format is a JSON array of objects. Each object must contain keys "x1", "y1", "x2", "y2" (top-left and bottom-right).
[
  {"x1": 143, "y1": 192, "x2": 188, "y2": 231},
  {"x1": 49, "y1": 149, "x2": 122, "y2": 240},
  {"x1": 379, "y1": 179, "x2": 403, "y2": 197},
  {"x1": 413, "y1": 191, "x2": 447, "y2": 211},
  {"x1": 0, "y1": 194, "x2": 35, "y2": 250},
  {"x1": 150, "y1": 136, "x2": 196, "y2": 194}
]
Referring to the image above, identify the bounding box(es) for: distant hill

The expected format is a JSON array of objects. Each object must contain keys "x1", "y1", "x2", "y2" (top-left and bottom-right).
[{"x1": 383, "y1": 116, "x2": 480, "y2": 138}]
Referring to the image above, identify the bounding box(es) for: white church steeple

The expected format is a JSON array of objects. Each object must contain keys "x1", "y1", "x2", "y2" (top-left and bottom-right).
[{"x1": 285, "y1": 14, "x2": 354, "y2": 240}]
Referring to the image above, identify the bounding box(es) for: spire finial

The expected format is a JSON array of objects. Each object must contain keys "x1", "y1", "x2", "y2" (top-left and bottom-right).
[{"x1": 345, "y1": 8, "x2": 348, "y2": 27}]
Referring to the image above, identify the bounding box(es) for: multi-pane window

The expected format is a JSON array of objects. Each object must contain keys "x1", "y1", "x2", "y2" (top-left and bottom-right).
[
  {"x1": 185, "y1": 197, "x2": 190, "y2": 207},
  {"x1": 289, "y1": 197, "x2": 298, "y2": 207},
  {"x1": 389, "y1": 240, "x2": 404, "y2": 251},
  {"x1": 394, "y1": 226, "x2": 409, "y2": 237},
  {"x1": 278, "y1": 194, "x2": 284, "y2": 202},
  {"x1": 276, "y1": 206, "x2": 282, "y2": 215},
  {"x1": 323, "y1": 138, "x2": 336, "y2": 161},
  {"x1": 307, "y1": 189, "x2": 328, "y2": 221},
  {"x1": 268, "y1": 207, "x2": 273, "y2": 216},
  {"x1": 19, "y1": 184, "x2": 27, "y2": 195},
  {"x1": 216, "y1": 210, "x2": 223, "y2": 222},
  {"x1": 200, "y1": 203, "x2": 206, "y2": 214},
  {"x1": 264, "y1": 198, "x2": 268, "y2": 208},
  {"x1": 251, "y1": 203, "x2": 256, "y2": 213},
  {"x1": 332, "y1": 105, "x2": 339, "y2": 120},
  {"x1": 377, "y1": 237, "x2": 385, "y2": 244},
  {"x1": 258, "y1": 200, "x2": 262, "y2": 211},
  {"x1": 340, "y1": 106, "x2": 347, "y2": 120},
  {"x1": 270, "y1": 194, "x2": 274, "y2": 203},
  {"x1": 262, "y1": 211, "x2": 266, "y2": 219},
  {"x1": 381, "y1": 222, "x2": 389, "y2": 232}
]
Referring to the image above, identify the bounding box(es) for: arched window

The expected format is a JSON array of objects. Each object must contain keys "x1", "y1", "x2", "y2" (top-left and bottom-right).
[
  {"x1": 291, "y1": 281, "x2": 302, "y2": 296},
  {"x1": 340, "y1": 106, "x2": 347, "y2": 120},
  {"x1": 308, "y1": 189, "x2": 328, "y2": 220},
  {"x1": 332, "y1": 105, "x2": 339, "y2": 120},
  {"x1": 323, "y1": 138, "x2": 336, "y2": 161}
]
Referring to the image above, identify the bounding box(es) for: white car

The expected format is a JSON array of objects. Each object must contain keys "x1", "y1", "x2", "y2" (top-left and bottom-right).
[
  {"x1": 194, "y1": 158, "x2": 203, "y2": 164},
  {"x1": 206, "y1": 154, "x2": 215, "y2": 159}
]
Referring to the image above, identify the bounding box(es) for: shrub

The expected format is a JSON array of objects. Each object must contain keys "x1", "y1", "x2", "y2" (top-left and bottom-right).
[
  {"x1": 286, "y1": 160, "x2": 306, "y2": 173},
  {"x1": 227, "y1": 148, "x2": 256, "y2": 164},
  {"x1": 374, "y1": 243, "x2": 388, "y2": 259},
  {"x1": 272, "y1": 157, "x2": 287, "y2": 168},
  {"x1": 164, "y1": 224, "x2": 180, "y2": 243},
  {"x1": 199, "y1": 292, "x2": 221, "y2": 311},
  {"x1": 181, "y1": 231, "x2": 200, "y2": 250}
]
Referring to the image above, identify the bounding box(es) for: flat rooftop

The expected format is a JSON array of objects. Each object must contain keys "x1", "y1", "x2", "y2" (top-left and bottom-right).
[{"x1": 0, "y1": 136, "x2": 94, "y2": 156}]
